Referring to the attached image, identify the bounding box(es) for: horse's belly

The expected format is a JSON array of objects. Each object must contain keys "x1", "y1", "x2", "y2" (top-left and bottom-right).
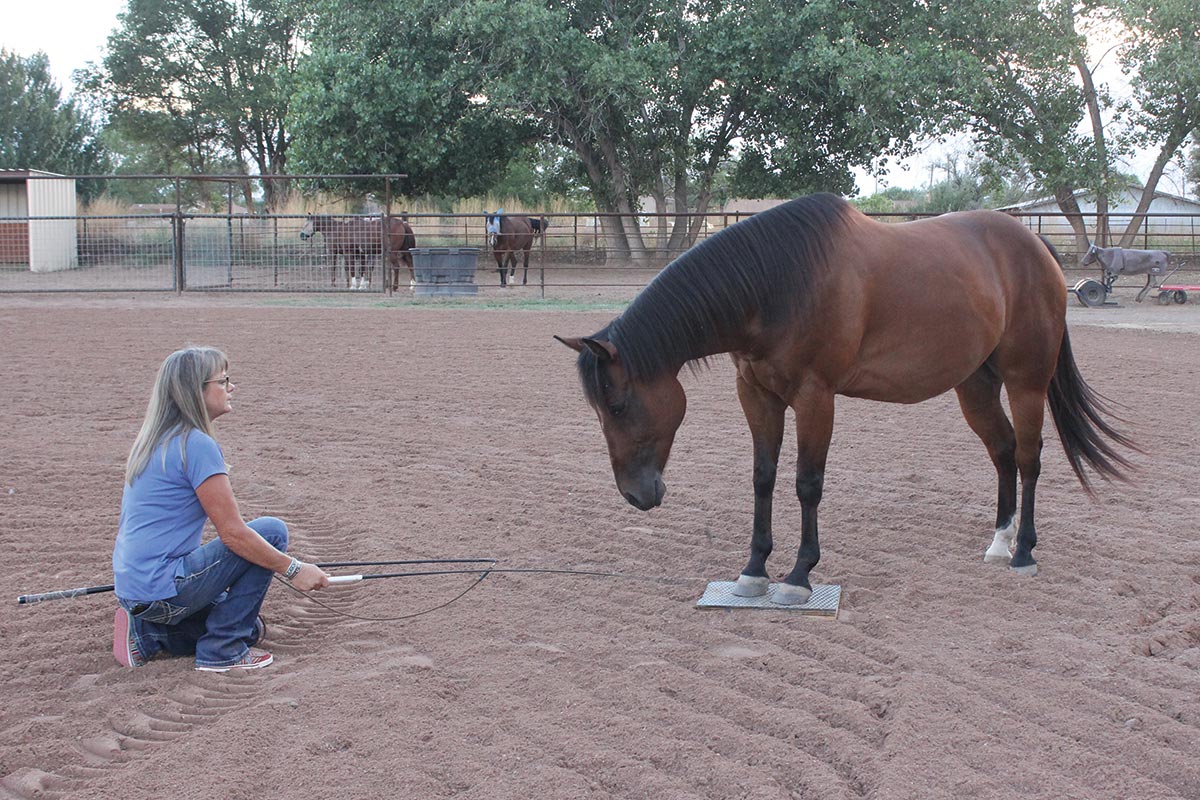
[{"x1": 838, "y1": 342, "x2": 990, "y2": 403}]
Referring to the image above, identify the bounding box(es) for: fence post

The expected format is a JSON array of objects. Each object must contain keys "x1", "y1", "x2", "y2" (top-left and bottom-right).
[
  {"x1": 173, "y1": 178, "x2": 185, "y2": 293},
  {"x1": 226, "y1": 184, "x2": 234, "y2": 288},
  {"x1": 384, "y1": 177, "x2": 392, "y2": 295}
]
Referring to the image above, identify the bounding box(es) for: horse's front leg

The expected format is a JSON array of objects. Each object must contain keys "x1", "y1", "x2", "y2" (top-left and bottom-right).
[
  {"x1": 732, "y1": 373, "x2": 786, "y2": 597},
  {"x1": 777, "y1": 388, "x2": 835, "y2": 605}
]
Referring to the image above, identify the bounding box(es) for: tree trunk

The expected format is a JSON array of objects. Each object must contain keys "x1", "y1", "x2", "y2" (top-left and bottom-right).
[
  {"x1": 1075, "y1": 47, "x2": 1110, "y2": 246},
  {"x1": 1053, "y1": 186, "x2": 1092, "y2": 257},
  {"x1": 1117, "y1": 118, "x2": 1191, "y2": 248}
]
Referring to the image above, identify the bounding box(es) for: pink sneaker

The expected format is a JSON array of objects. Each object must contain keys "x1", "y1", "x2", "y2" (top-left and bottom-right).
[
  {"x1": 113, "y1": 607, "x2": 145, "y2": 668},
  {"x1": 195, "y1": 647, "x2": 274, "y2": 673}
]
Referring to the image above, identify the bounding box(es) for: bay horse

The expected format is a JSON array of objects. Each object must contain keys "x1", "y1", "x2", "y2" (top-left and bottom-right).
[
  {"x1": 384, "y1": 216, "x2": 417, "y2": 292},
  {"x1": 486, "y1": 213, "x2": 547, "y2": 286},
  {"x1": 300, "y1": 215, "x2": 361, "y2": 288},
  {"x1": 557, "y1": 194, "x2": 1134, "y2": 605},
  {"x1": 300, "y1": 215, "x2": 416, "y2": 291}
]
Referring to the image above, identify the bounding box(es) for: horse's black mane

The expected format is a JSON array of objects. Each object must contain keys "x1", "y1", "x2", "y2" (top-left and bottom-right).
[{"x1": 577, "y1": 193, "x2": 853, "y2": 397}]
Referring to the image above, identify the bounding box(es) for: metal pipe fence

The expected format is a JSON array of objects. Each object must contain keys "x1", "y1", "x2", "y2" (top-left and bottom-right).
[{"x1": 2, "y1": 208, "x2": 1198, "y2": 299}]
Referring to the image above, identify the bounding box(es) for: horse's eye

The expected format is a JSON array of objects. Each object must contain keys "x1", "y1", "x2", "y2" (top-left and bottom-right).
[{"x1": 610, "y1": 404, "x2": 625, "y2": 418}]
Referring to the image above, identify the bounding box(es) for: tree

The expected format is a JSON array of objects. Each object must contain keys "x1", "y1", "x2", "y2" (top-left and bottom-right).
[
  {"x1": 0, "y1": 50, "x2": 110, "y2": 198},
  {"x1": 1113, "y1": 0, "x2": 1200, "y2": 244},
  {"x1": 454, "y1": 0, "x2": 938, "y2": 260},
  {"x1": 82, "y1": 0, "x2": 305, "y2": 210},
  {"x1": 286, "y1": 0, "x2": 530, "y2": 201},
  {"x1": 923, "y1": 0, "x2": 1117, "y2": 252}
]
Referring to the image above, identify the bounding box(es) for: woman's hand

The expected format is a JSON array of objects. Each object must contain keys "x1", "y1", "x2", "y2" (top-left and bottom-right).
[{"x1": 291, "y1": 562, "x2": 331, "y2": 591}]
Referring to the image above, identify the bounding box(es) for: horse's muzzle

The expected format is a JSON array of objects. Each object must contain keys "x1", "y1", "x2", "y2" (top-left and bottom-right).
[{"x1": 622, "y1": 475, "x2": 665, "y2": 511}]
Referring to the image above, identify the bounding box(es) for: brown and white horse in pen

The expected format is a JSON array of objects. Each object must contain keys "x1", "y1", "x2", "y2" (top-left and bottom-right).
[{"x1": 300, "y1": 215, "x2": 416, "y2": 290}]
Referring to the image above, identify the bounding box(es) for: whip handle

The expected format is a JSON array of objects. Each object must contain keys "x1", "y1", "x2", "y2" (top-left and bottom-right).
[{"x1": 17, "y1": 584, "x2": 115, "y2": 605}]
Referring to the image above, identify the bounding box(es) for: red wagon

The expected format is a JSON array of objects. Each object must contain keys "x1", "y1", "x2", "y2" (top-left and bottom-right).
[{"x1": 1156, "y1": 283, "x2": 1200, "y2": 304}]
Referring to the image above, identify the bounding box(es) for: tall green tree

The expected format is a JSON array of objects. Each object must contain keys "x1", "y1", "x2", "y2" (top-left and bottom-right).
[
  {"x1": 1113, "y1": 0, "x2": 1200, "y2": 244},
  {"x1": 82, "y1": 0, "x2": 305, "y2": 210},
  {"x1": 0, "y1": 50, "x2": 110, "y2": 198},
  {"x1": 455, "y1": 0, "x2": 936, "y2": 259},
  {"x1": 924, "y1": 0, "x2": 1115, "y2": 251},
  {"x1": 287, "y1": 0, "x2": 529, "y2": 200}
]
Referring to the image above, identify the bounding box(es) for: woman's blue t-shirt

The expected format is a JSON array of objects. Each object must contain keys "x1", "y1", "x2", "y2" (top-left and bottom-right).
[{"x1": 113, "y1": 429, "x2": 228, "y2": 601}]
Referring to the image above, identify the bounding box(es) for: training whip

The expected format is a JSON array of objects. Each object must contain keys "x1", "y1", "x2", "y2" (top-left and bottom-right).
[{"x1": 16, "y1": 558, "x2": 498, "y2": 605}]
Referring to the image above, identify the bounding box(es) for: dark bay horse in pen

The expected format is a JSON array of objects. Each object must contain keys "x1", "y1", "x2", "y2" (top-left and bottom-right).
[
  {"x1": 300, "y1": 215, "x2": 416, "y2": 290},
  {"x1": 486, "y1": 213, "x2": 547, "y2": 286},
  {"x1": 557, "y1": 194, "x2": 1135, "y2": 605}
]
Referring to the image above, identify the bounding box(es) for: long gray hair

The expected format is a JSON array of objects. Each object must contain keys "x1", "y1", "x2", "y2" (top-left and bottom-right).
[{"x1": 125, "y1": 346, "x2": 228, "y2": 485}]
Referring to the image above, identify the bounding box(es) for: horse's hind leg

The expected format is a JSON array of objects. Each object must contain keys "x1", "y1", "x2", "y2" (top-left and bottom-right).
[
  {"x1": 521, "y1": 246, "x2": 530, "y2": 285},
  {"x1": 954, "y1": 364, "x2": 1018, "y2": 564},
  {"x1": 732, "y1": 373, "x2": 787, "y2": 597},
  {"x1": 1005, "y1": 384, "x2": 1047, "y2": 576}
]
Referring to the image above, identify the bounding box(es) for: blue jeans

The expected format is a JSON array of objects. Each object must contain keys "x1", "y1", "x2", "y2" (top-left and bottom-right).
[{"x1": 118, "y1": 517, "x2": 288, "y2": 668}]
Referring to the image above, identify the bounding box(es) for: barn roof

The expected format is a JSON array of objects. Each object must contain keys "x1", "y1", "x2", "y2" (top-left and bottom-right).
[
  {"x1": 997, "y1": 183, "x2": 1200, "y2": 212},
  {"x1": 0, "y1": 169, "x2": 68, "y2": 183}
]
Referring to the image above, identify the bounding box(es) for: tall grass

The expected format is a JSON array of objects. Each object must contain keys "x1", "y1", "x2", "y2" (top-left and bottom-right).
[{"x1": 77, "y1": 194, "x2": 132, "y2": 215}]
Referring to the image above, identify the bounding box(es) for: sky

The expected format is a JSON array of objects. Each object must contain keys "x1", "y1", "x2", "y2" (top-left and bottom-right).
[
  {"x1": 2, "y1": 0, "x2": 1181, "y2": 196},
  {"x1": 2, "y1": 0, "x2": 126, "y2": 93}
]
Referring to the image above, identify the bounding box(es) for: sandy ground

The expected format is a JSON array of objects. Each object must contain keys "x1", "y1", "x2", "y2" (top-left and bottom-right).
[{"x1": 1, "y1": 292, "x2": 1198, "y2": 800}]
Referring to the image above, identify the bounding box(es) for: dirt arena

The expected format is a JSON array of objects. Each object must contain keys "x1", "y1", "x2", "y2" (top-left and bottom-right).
[{"x1": 1, "y1": 292, "x2": 1198, "y2": 799}]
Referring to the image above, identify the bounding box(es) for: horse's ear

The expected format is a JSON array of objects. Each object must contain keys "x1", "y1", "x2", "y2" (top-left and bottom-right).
[
  {"x1": 553, "y1": 335, "x2": 618, "y2": 363},
  {"x1": 581, "y1": 337, "x2": 617, "y2": 362},
  {"x1": 555, "y1": 335, "x2": 585, "y2": 353}
]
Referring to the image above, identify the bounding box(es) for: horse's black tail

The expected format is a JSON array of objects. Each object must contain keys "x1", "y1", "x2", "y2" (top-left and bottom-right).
[{"x1": 1046, "y1": 328, "x2": 1138, "y2": 492}]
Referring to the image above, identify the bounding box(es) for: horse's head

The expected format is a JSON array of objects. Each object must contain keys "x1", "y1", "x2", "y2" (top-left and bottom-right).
[
  {"x1": 299, "y1": 216, "x2": 316, "y2": 240},
  {"x1": 1081, "y1": 244, "x2": 1098, "y2": 265},
  {"x1": 556, "y1": 334, "x2": 686, "y2": 511}
]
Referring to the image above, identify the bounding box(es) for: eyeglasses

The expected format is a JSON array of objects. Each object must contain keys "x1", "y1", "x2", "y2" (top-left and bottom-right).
[{"x1": 204, "y1": 376, "x2": 234, "y2": 389}]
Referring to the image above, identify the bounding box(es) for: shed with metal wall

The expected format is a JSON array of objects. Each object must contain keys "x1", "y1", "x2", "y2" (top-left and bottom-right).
[
  {"x1": 0, "y1": 170, "x2": 79, "y2": 272},
  {"x1": 997, "y1": 185, "x2": 1200, "y2": 240}
]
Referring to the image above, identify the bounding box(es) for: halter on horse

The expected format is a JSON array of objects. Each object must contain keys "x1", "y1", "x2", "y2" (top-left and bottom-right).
[
  {"x1": 485, "y1": 212, "x2": 547, "y2": 286},
  {"x1": 558, "y1": 194, "x2": 1134, "y2": 604}
]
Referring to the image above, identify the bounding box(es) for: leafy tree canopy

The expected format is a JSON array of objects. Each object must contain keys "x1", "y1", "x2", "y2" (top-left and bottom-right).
[
  {"x1": 287, "y1": 0, "x2": 534, "y2": 199},
  {"x1": 0, "y1": 50, "x2": 110, "y2": 199},
  {"x1": 81, "y1": 0, "x2": 306, "y2": 209}
]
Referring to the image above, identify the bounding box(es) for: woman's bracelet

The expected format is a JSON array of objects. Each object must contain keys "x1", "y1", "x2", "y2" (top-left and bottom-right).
[{"x1": 283, "y1": 557, "x2": 303, "y2": 579}]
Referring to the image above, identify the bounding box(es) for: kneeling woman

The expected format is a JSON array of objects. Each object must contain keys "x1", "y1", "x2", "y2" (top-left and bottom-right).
[{"x1": 112, "y1": 346, "x2": 329, "y2": 672}]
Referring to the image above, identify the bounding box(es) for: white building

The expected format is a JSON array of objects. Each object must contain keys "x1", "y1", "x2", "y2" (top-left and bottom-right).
[
  {"x1": 0, "y1": 169, "x2": 79, "y2": 272},
  {"x1": 997, "y1": 185, "x2": 1200, "y2": 244}
]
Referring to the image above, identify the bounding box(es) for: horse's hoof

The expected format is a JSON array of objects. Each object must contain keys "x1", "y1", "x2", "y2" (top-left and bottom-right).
[
  {"x1": 983, "y1": 544, "x2": 1012, "y2": 565},
  {"x1": 771, "y1": 583, "x2": 813, "y2": 605},
  {"x1": 1010, "y1": 563, "x2": 1038, "y2": 577},
  {"x1": 732, "y1": 574, "x2": 769, "y2": 597}
]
